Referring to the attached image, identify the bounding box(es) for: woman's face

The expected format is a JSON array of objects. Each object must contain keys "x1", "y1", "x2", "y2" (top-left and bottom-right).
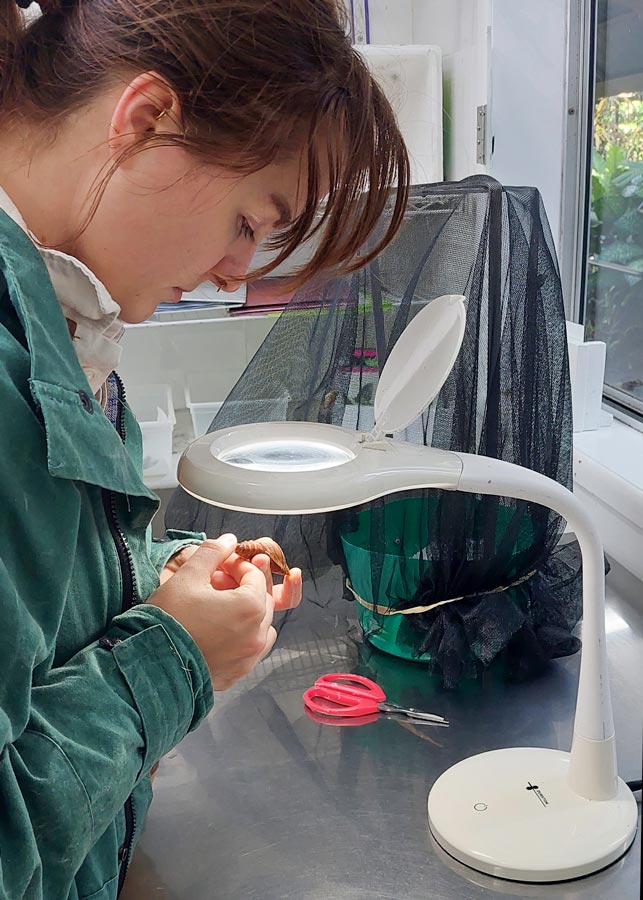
[{"x1": 74, "y1": 148, "x2": 305, "y2": 323}]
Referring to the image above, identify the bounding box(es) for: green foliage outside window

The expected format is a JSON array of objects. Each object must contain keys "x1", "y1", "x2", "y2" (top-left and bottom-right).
[{"x1": 586, "y1": 93, "x2": 643, "y2": 398}]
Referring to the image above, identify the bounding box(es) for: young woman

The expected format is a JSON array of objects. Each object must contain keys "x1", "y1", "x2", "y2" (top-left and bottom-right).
[{"x1": 0, "y1": 0, "x2": 409, "y2": 896}]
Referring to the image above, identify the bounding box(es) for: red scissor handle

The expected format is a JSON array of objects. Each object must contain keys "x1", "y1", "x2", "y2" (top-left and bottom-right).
[
  {"x1": 315, "y1": 673, "x2": 386, "y2": 701},
  {"x1": 304, "y1": 707, "x2": 380, "y2": 727},
  {"x1": 302, "y1": 674, "x2": 386, "y2": 718}
]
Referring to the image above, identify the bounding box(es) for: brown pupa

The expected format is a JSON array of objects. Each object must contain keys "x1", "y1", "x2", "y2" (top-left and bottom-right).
[{"x1": 236, "y1": 537, "x2": 291, "y2": 576}]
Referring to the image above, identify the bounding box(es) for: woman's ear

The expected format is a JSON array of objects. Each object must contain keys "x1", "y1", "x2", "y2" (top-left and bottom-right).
[{"x1": 108, "y1": 71, "x2": 181, "y2": 157}]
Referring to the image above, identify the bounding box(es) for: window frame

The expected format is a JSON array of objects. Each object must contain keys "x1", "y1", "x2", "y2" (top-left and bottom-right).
[{"x1": 562, "y1": 0, "x2": 643, "y2": 424}]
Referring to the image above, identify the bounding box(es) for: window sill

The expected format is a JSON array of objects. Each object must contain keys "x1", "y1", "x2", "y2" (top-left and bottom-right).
[{"x1": 574, "y1": 418, "x2": 643, "y2": 582}]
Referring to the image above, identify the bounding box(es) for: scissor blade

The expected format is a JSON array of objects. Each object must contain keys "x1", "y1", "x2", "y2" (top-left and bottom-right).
[
  {"x1": 405, "y1": 712, "x2": 450, "y2": 725},
  {"x1": 380, "y1": 702, "x2": 449, "y2": 726}
]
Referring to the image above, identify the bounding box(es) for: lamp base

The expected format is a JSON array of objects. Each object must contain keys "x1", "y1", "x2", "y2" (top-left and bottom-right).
[{"x1": 428, "y1": 747, "x2": 638, "y2": 883}]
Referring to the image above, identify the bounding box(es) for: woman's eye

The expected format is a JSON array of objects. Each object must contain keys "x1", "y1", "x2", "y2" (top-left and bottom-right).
[{"x1": 240, "y1": 218, "x2": 255, "y2": 242}]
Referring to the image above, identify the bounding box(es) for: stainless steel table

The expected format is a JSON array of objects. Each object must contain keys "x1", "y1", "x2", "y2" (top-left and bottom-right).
[{"x1": 123, "y1": 563, "x2": 642, "y2": 900}]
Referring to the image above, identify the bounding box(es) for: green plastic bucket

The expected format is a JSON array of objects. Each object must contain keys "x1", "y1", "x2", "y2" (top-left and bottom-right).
[
  {"x1": 339, "y1": 496, "x2": 436, "y2": 663},
  {"x1": 339, "y1": 495, "x2": 538, "y2": 663}
]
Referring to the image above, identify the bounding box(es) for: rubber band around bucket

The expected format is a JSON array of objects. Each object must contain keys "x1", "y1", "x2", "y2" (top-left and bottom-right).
[{"x1": 346, "y1": 568, "x2": 538, "y2": 617}]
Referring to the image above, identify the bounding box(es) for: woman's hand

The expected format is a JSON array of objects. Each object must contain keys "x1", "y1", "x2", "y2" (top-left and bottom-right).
[
  {"x1": 159, "y1": 545, "x2": 201, "y2": 584},
  {"x1": 149, "y1": 535, "x2": 302, "y2": 690},
  {"x1": 160, "y1": 541, "x2": 302, "y2": 611}
]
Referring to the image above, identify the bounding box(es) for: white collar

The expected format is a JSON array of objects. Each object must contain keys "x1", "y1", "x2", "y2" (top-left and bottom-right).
[{"x1": 0, "y1": 186, "x2": 123, "y2": 394}]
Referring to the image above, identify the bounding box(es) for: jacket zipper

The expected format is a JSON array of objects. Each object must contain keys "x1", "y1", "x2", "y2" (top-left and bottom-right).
[
  {"x1": 117, "y1": 798, "x2": 136, "y2": 895},
  {"x1": 102, "y1": 372, "x2": 139, "y2": 897}
]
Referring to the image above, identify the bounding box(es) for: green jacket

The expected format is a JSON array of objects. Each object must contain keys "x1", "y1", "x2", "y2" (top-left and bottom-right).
[{"x1": 0, "y1": 211, "x2": 212, "y2": 899}]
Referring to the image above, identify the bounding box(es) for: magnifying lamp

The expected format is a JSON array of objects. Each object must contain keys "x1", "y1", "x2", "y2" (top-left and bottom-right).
[{"x1": 178, "y1": 293, "x2": 638, "y2": 883}]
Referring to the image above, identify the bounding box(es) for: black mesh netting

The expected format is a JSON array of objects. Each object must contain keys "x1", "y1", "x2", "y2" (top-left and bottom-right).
[{"x1": 166, "y1": 175, "x2": 585, "y2": 687}]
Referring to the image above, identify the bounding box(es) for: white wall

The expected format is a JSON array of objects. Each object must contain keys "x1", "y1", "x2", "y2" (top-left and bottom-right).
[
  {"x1": 362, "y1": 0, "x2": 570, "y2": 248},
  {"x1": 351, "y1": 1, "x2": 491, "y2": 181},
  {"x1": 366, "y1": 0, "x2": 413, "y2": 43},
  {"x1": 489, "y1": 0, "x2": 569, "y2": 249},
  {"x1": 412, "y1": 0, "x2": 491, "y2": 181}
]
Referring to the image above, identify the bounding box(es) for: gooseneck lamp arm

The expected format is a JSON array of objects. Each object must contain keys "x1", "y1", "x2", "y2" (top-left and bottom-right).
[{"x1": 455, "y1": 452, "x2": 616, "y2": 800}]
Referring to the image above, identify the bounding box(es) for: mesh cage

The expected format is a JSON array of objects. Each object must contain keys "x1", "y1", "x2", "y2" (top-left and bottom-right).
[{"x1": 166, "y1": 176, "x2": 583, "y2": 686}]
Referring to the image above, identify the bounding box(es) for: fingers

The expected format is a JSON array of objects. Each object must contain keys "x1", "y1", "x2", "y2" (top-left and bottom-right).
[
  {"x1": 236, "y1": 557, "x2": 268, "y2": 594},
  {"x1": 252, "y1": 554, "x2": 274, "y2": 595},
  {"x1": 258, "y1": 625, "x2": 278, "y2": 661},
  {"x1": 260, "y1": 589, "x2": 275, "y2": 632},
  {"x1": 159, "y1": 567, "x2": 174, "y2": 586},
  {"x1": 272, "y1": 567, "x2": 303, "y2": 610},
  {"x1": 211, "y1": 553, "x2": 278, "y2": 594},
  {"x1": 211, "y1": 622, "x2": 277, "y2": 691},
  {"x1": 237, "y1": 587, "x2": 275, "y2": 670},
  {"x1": 151, "y1": 532, "x2": 290, "y2": 695},
  {"x1": 211, "y1": 570, "x2": 238, "y2": 591},
  {"x1": 171, "y1": 545, "x2": 200, "y2": 570},
  {"x1": 179, "y1": 534, "x2": 237, "y2": 581},
  {"x1": 159, "y1": 544, "x2": 200, "y2": 584},
  {"x1": 221, "y1": 551, "x2": 262, "y2": 584}
]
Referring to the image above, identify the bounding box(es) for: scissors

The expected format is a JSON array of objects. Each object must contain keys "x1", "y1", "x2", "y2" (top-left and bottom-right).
[{"x1": 303, "y1": 673, "x2": 449, "y2": 725}]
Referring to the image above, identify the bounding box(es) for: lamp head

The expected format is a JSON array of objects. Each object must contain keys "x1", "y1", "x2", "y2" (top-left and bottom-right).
[{"x1": 178, "y1": 294, "x2": 466, "y2": 512}]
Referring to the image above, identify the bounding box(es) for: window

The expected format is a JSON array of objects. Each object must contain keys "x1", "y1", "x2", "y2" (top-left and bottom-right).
[{"x1": 584, "y1": 0, "x2": 643, "y2": 416}]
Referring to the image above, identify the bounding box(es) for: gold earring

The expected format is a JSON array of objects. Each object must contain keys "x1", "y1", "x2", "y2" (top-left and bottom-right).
[{"x1": 155, "y1": 108, "x2": 169, "y2": 121}]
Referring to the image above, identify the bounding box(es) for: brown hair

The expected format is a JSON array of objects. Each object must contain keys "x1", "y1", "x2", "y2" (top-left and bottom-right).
[{"x1": 0, "y1": 0, "x2": 409, "y2": 286}]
